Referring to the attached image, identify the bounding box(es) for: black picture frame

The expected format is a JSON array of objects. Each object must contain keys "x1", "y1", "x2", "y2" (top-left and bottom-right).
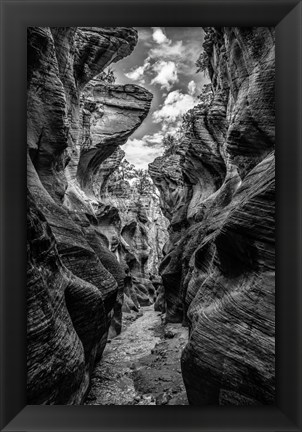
[{"x1": 1, "y1": 0, "x2": 301, "y2": 430}]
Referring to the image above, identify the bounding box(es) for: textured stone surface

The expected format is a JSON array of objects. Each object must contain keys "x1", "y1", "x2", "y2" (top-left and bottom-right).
[
  {"x1": 152, "y1": 275, "x2": 166, "y2": 313},
  {"x1": 98, "y1": 160, "x2": 169, "y2": 311},
  {"x1": 27, "y1": 25, "x2": 275, "y2": 407},
  {"x1": 76, "y1": 82, "x2": 152, "y2": 194},
  {"x1": 28, "y1": 27, "x2": 138, "y2": 203},
  {"x1": 27, "y1": 26, "x2": 151, "y2": 404},
  {"x1": 181, "y1": 153, "x2": 275, "y2": 405},
  {"x1": 27, "y1": 190, "x2": 106, "y2": 404},
  {"x1": 149, "y1": 27, "x2": 275, "y2": 405},
  {"x1": 84, "y1": 306, "x2": 189, "y2": 406}
]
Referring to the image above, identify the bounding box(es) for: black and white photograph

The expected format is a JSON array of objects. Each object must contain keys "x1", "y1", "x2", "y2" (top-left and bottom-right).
[{"x1": 27, "y1": 26, "x2": 275, "y2": 406}]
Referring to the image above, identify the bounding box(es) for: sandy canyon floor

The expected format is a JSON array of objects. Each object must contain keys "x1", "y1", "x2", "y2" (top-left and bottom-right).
[{"x1": 85, "y1": 306, "x2": 189, "y2": 405}]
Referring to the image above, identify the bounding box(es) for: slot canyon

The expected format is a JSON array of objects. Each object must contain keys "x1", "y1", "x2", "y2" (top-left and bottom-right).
[{"x1": 27, "y1": 26, "x2": 275, "y2": 406}]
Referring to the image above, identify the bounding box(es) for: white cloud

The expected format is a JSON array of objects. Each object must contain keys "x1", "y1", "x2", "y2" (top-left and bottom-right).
[
  {"x1": 124, "y1": 28, "x2": 207, "y2": 93},
  {"x1": 122, "y1": 133, "x2": 164, "y2": 169},
  {"x1": 125, "y1": 58, "x2": 151, "y2": 82},
  {"x1": 153, "y1": 89, "x2": 197, "y2": 124},
  {"x1": 144, "y1": 131, "x2": 164, "y2": 145},
  {"x1": 150, "y1": 61, "x2": 178, "y2": 90},
  {"x1": 125, "y1": 65, "x2": 145, "y2": 81},
  {"x1": 148, "y1": 37, "x2": 202, "y2": 77},
  {"x1": 188, "y1": 80, "x2": 197, "y2": 96},
  {"x1": 152, "y1": 27, "x2": 169, "y2": 44},
  {"x1": 121, "y1": 28, "x2": 207, "y2": 169},
  {"x1": 149, "y1": 40, "x2": 183, "y2": 62}
]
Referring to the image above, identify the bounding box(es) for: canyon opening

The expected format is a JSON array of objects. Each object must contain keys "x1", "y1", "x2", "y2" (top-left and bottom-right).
[{"x1": 27, "y1": 27, "x2": 275, "y2": 406}]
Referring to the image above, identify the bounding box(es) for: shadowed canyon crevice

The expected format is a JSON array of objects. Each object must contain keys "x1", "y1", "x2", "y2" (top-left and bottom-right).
[{"x1": 27, "y1": 27, "x2": 275, "y2": 405}]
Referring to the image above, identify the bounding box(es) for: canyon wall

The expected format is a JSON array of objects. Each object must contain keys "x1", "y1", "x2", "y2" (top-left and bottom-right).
[
  {"x1": 98, "y1": 158, "x2": 168, "y2": 312},
  {"x1": 149, "y1": 27, "x2": 275, "y2": 405},
  {"x1": 27, "y1": 27, "x2": 158, "y2": 404},
  {"x1": 27, "y1": 26, "x2": 275, "y2": 407}
]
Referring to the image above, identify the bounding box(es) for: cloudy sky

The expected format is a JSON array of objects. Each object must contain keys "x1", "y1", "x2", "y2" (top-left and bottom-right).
[{"x1": 113, "y1": 27, "x2": 208, "y2": 169}]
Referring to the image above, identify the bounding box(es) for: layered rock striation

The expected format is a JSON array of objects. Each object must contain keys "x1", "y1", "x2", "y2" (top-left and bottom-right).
[
  {"x1": 149, "y1": 27, "x2": 275, "y2": 405},
  {"x1": 98, "y1": 159, "x2": 169, "y2": 312},
  {"x1": 27, "y1": 27, "x2": 153, "y2": 404}
]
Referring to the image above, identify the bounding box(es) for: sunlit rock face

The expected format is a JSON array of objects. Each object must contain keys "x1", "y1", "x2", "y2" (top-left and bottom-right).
[
  {"x1": 76, "y1": 81, "x2": 152, "y2": 194},
  {"x1": 149, "y1": 27, "x2": 275, "y2": 405},
  {"x1": 27, "y1": 26, "x2": 152, "y2": 404},
  {"x1": 97, "y1": 159, "x2": 169, "y2": 311}
]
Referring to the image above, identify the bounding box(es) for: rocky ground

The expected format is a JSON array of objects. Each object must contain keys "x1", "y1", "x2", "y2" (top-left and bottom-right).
[{"x1": 84, "y1": 306, "x2": 189, "y2": 405}]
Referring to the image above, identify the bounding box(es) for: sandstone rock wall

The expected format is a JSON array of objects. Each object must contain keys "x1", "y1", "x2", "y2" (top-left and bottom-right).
[
  {"x1": 27, "y1": 27, "x2": 152, "y2": 404},
  {"x1": 149, "y1": 27, "x2": 275, "y2": 405},
  {"x1": 98, "y1": 159, "x2": 169, "y2": 312}
]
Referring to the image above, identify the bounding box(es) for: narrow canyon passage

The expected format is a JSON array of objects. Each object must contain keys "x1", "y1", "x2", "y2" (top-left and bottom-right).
[
  {"x1": 84, "y1": 306, "x2": 189, "y2": 405},
  {"x1": 26, "y1": 27, "x2": 275, "y2": 407}
]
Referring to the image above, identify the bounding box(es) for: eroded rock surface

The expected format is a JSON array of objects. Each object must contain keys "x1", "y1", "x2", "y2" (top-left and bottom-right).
[
  {"x1": 27, "y1": 26, "x2": 153, "y2": 404},
  {"x1": 149, "y1": 27, "x2": 275, "y2": 405},
  {"x1": 27, "y1": 25, "x2": 274, "y2": 407},
  {"x1": 98, "y1": 160, "x2": 169, "y2": 312},
  {"x1": 76, "y1": 81, "x2": 152, "y2": 193}
]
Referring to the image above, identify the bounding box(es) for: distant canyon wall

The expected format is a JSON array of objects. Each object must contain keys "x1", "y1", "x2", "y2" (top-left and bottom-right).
[
  {"x1": 149, "y1": 27, "x2": 275, "y2": 405},
  {"x1": 97, "y1": 157, "x2": 168, "y2": 312}
]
